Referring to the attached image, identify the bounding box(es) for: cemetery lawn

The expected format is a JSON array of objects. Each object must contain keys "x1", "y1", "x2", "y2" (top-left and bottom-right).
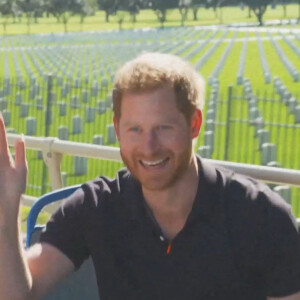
[
  {"x1": 1, "y1": 21, "x2": 300, "y2": 213},
  {"x1": 20, "y1": 205, "x2": 50, "y2": 233},
  {"x1": 0, "y1": 5, "x2": 299, "y2": 35}
]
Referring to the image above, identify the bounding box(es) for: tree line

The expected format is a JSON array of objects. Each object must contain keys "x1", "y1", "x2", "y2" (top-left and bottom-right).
[{"x1": 0, "y1": 0, "x2": 298, "y2": 33}]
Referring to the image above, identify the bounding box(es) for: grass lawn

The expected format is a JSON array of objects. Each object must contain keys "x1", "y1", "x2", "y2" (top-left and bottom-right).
[
  {"x1": 0, "y1": 5, "x2": 299, "y2": 35},
  {"x1": 1, "y1": 5, "x2": 300, "y2": 215}
]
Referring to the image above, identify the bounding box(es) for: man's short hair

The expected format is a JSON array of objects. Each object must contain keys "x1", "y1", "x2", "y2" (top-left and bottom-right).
[{"x1": 112, "y1": 52, "x2": 205, "y2": 122}]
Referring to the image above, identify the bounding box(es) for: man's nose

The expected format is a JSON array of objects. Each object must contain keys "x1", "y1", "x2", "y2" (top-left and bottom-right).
[{"x1": 142, "y1": 130, "x2": 159, "y2": 155}]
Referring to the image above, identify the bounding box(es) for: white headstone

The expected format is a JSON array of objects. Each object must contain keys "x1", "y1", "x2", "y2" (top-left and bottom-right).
[
  {"x1": 93, "y1": 134, "x2": 104, "y2": 145},
  {"x1": 97, "y1": 101, "x2": 106, "y2": 114},
  {"x1": 59, "y1": 102, "x2": 67, "y2": 116},
  {"x1": 85, "y1": 107, "x2": 96, "y2": 123},
  {"x1": 2, "y1": 110, "x2": 10, "y2": 126},
  {"x1": 15, "y1": 92, "x2": 22, "y2": 106},
  {"x1": 26, "y1": 117, "x2": 37, "y2": 136},
  {"x1": 20, "y1": 103, "x2": 29, "y2": 118},
  {"x1": 73, "y1": 115, "x2": 82, "y2": 134},
  {"x1": 71, "y1": 95, "x2": 79, "y2": 109},
  {"x1": 197, "y1": 145, "x2": 211, "y2": 158},
  {"x1": 257, "y1": 129, "x2": 270, "y2": 150},
  {"x1": 107, "y1": 124, "x2": 116, "y2": 144},
  {"x1": 58, "y1": 126, "x2": 69, "y2": 140},
  {"x1": 261, "y1": 143, "x2": 277, "y2": 165},
  {"x1": 82, "y1": 90, "x2": 89, "y2": 103},
  {"x1": 74, "y1": 156, "x2": 87, "y2": 175},
  {"x1": 273, "y1": 185, "x2": 291, "y2": 204},
  {"x1": 0, "y1": 98, "x2": 7, "y2": 110}
]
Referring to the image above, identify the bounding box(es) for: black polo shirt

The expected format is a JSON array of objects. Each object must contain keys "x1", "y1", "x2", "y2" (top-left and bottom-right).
[{"x1": 40, "y1": 157, "x2": 300, "y2": 299}]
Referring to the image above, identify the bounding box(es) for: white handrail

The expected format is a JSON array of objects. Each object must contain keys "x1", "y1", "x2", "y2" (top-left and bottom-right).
[{"x1": 7, "y1": 134, "x2": 300, "y2": 192}]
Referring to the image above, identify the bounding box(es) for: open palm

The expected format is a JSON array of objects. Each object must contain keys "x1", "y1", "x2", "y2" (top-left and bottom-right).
[{"x1": 0, "y1": 113, "x2": 27, "y2": 218}]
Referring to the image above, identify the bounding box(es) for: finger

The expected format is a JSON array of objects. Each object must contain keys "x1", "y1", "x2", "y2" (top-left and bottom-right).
[
  {"x1": 0, "y1": 112, "x2": 10, "y2": 156},
  {"x1": 14, "y1": 135, "x2": 27, "y2": 171}
]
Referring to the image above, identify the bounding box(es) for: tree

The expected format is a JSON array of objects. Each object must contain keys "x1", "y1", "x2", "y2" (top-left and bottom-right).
[
  {"x1": 98, "y1": 0, "x2": 118, "y2": 22},
  {"x1": 178, "y1": 0, "x2": 191, "y2": 25},
  {"x1": 127, "y1": 0, "x2": 142, "y2": 24},
  {"x1": 150, "y1": 0, "x2": 177, "y2": 28},
  {"x1": 71, "y1": 0, "x2": 93, "y2": 24},
  {"x1": 242, "y1": 0, "x2": 272, "y2": 25},
  {"x1": 44, "y1": 0, "x2": 73, "y2": 32},
  {"x1": 191, "y1": 0, "x2": 206, "y2": 21},
  {"x1": 0, "y1": 0, "x2": 13, "y2": 34},
  {"x1": 16, "y1": 0, "x2": 43, "y2": 33}
]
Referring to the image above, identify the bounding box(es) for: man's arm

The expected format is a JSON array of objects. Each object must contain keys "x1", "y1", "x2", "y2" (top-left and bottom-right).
[
  {"x1": 268, "y1": 291, "x2": 300, "y2": 300},
  {"x1": 0, "y1": 112, "x2": 74, "y2": 300},
  {"x1": 25, "y1": 243, "x2": 75, "y2": 299}
]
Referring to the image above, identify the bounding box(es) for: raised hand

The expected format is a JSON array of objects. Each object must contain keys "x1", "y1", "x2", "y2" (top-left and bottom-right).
[{"x1": 0, "y1": 112, "x2": 27, "y2": 224}]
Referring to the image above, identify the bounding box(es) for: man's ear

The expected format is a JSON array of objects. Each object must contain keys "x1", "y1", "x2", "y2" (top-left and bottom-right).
[
  {"x1": 113, "y1": 115, "x2": 120, "y2": 141},
  {"x1": 191, "y1": 109, "x2": 202, "y2": 139}
]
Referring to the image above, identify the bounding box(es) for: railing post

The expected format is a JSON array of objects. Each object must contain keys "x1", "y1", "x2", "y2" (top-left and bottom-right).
[
  {"x1": 41, "y1": 75, "x2": 53, "y2": 194},
  {"x1": 224, "y1": 85, "x2": 233, "y2": 161},
  {"x1": 41, "y1": 138, "x2": 63, "y2": 192}
]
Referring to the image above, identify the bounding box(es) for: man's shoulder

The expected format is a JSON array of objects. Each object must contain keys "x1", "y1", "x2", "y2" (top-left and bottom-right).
[
  {"x1": 78, "y1": 168, "x2": 138, "y2": 207},
  {"x1": 206, "y1": 161, "x2": 298, "y2": 236},
  {"x1": 200, "y1": 158, "x2": 293, "y2": 227}
]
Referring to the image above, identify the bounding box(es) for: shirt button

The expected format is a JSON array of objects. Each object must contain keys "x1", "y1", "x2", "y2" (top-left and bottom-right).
[{"x1": 159, "y1": 235, "x2": 164, "y2": 241}]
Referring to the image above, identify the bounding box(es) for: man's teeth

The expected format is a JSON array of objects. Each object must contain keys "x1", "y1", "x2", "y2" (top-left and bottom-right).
[{"x1": 142, "y1": 159, "x2": 166, "y2": 166}]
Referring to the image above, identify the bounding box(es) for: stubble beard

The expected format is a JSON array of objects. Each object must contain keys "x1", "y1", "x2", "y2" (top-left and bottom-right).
[{"x1": 120, "y1": 145, "x2": 194, "y2": 191}]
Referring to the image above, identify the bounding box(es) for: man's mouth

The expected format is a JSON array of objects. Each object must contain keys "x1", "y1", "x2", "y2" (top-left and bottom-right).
[{"x1": 140, "y1": 158, "x2": 169, "y2": 167}]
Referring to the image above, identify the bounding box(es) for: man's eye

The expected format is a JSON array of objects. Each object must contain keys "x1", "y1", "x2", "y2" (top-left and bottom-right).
[
  {"x1": 129, "y1": 127, "x2": 140, "y2": 132},
  {"x1": 158, "y1": 125, "x2": 170, "y2": 130}
]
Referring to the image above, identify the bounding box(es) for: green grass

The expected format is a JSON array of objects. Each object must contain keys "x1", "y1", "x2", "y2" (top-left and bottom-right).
[
  {"x1": 0, "y1": 5, "x2": 299, "y2": 35},
  {"x1": 20, "y1": 205, "x2": 50, "y2": 232},
  {"x1": 1, "y1": 11, "x2": 300, "y2": 214}
]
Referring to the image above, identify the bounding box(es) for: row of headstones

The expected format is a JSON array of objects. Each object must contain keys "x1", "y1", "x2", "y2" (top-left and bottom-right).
[
  {"x1": 197, "y1": 81, "x2": 220, "y2": 159},
  {"x1": 281, "y1": 33, "x2": 300, "y2": 59},
  {"x1": 256, "y1": 33, "x2": 271, "y2": 84},
  {"x1": 186, "y1": 29, "x2": 209, "y2": 43},
  {"x1": 13, "y1": 46, "x2": 116, "y2": 88},
  {"x1": 6, "y1": 82, "x2": 112, "y2": 109},
  {"x1": 273, "y1": 76, "x2": 300, "y2": 123},
  {"x1": 243, "y1": 79, "x2": 279, "y2": 166},
  {"x1": 0, "y1": 79, "x2": 12, "y2": 97},
  {"x1": 59, "y1": 79, "x2": 110, "y2": 100},
  {"x1": 183, "y1": 30, "x2": 214, "y2": 61},
  {"x1": 194, "y1": 30, "x2": 228, "y2": 71},
  {"x1": 12, "y1": 53, "x2": 23, "y2": 80},
  {"x1": 58, "y1": 115, "x2": 117, "y2": 138},
  {"x1": 0, "y1": 100, "x2": 43, "y2": 120},
  {"x1": 57, "y1": 124, "x2": 116, "y2": 144},
  {"x1": 173, "y1": 41, "x2": 194, "y2": 57},
  {"x1": 4, "y1": 120, "x2": 116, "y2": 149},
  {"x1": 26, "y1": 50, "x2": 46, "y2": 76},
  {"x1": 236, "y1": 34, "x2": 248, "y2": 85},
  {"x1": 273, "y1": 185, "x2": 292, "y2": 205},
  {"x1": 268, "y1": 33, "x2": 299, "y2": 82},
  {"x1": 3, "y1": 53, "x2": 10, "y2": 79},
  {"x1": 19, "y1": 51, "x2": 37, "y2": 80},
  {"x1": 1, "y1": 95, "x2": 111, "y2": 127},
  {"x1": 208, "y1": 32, "x2": 237, "y2": 86},
  {"x1": 56, "y1": 97, "x2": 112, "y2": 115}
]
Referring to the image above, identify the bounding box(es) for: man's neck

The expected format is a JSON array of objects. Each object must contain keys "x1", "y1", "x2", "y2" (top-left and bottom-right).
[{"x1": 141, "y1": 156, "x2": 199, "y2": 240}]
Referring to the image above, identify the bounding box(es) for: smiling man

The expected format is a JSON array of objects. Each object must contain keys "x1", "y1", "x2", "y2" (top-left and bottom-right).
[{"x1": 1, "y1": 53, "x2": 300, "y2": 300}]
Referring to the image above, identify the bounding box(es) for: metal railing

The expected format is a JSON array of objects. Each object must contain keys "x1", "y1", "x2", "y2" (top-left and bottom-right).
[{"x1": 7, "y1": 133, "x2": 300, "y2": 212}]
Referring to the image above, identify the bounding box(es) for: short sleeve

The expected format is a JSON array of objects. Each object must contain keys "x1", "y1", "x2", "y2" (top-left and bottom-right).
[
  {"x1": 39, "y1": 187, "x2": 90, "y2": 270},
  {"x1": 265, "y1": 190, "x2": 300, "y2": 297}
]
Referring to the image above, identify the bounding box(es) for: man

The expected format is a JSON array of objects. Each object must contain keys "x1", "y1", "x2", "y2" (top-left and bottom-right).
[{"x1": 0, "y1": 52, "x2": 300, "y2": 300}]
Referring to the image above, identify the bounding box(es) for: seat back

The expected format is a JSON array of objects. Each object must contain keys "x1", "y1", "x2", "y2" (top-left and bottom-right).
[{"x1": 26, "y1": 185, "x2": 99, "y2": 300}]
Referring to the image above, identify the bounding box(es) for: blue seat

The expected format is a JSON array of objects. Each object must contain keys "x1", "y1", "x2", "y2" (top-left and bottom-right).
[{"x1": 26, "y1": 185, "x2": 99, "y2": 300}]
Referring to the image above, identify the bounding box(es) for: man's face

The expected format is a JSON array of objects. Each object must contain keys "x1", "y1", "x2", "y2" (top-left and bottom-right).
[{"x1": 114, "y1": 86, "x2": 201, "y2": 192}]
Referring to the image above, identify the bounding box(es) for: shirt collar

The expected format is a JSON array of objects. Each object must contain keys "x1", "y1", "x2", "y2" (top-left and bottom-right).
[{"x1": 119, "y1": 155, "x2": 222, "y2": 222}]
